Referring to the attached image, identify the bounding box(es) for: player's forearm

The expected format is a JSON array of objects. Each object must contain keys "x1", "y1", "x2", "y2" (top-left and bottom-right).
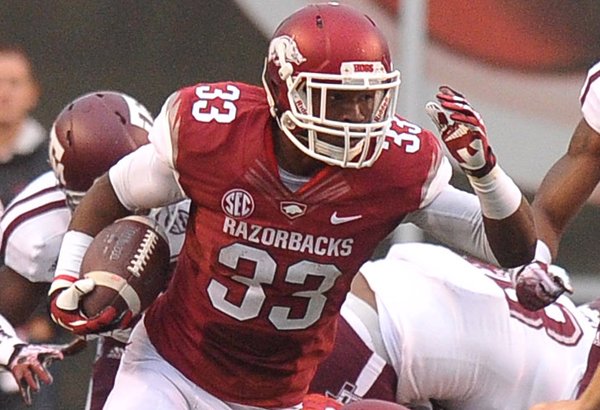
[
  {"x1": 68, "y1": 174, "x2": 130, "y2": 236},
  {"x1": 533, "y1": 119, "x2": 600, "y2": 258},
  {"x1": 533, "y1": 157, "x2": 595, "y2": 259},
  {"x1": 578, "y1": 367, "x2": 600, "y2": 410},
  {"x1": 51, "y1": 175, "x2": 130, "y2": 289},
  {"x1": 0, "y1": 265, "x2": 48, "y2": 326},
  {"x1": 482, "y1": 198, "x2": 536, "y2": 268},
  {"x1": 468, "y1": 166, "x2": 536, "y2": 267}
]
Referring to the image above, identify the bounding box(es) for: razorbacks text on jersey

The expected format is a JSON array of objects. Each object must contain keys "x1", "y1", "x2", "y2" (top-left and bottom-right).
[
  {"x1": 309, "y1": 243, "x2": 597, "y2": 409},
  {"x1": 140, "y1": 81, "x2": 447, "y2": 407}
]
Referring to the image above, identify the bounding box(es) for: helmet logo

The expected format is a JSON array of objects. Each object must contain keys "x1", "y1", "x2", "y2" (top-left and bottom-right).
[
  {"x1": 268, "y1": 35, "x2": 307, "y2": 68},
  {"x1": 49, "y1": 125, "x2": 67, "y2": 186}
]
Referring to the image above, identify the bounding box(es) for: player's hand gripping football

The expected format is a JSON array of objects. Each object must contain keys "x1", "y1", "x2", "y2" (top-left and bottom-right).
[
  {"x1": 513, "y1": 262, "x2": 573, "y2": 311},
  {"x1": 8, "y1": 338, "x2": 87, "y2": 406},
  {"x1": 48, "y1": 276, "x2": 132, "y2": 336},
  {"x1": 425, "y1": 86, "x2": 497, "y2": 178}
]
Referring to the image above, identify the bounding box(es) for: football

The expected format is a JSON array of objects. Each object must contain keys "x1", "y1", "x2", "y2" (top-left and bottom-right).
[
  {"x1": 341, "y1": 400, "x2": 410, "y2": 410},
  {"x1": 79, "y1": 215, "x2": 171, "y2": 321}
]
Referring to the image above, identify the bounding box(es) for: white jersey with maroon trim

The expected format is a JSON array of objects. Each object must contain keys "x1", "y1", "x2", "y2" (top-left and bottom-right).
[
  {"x1": 0, "y1": 171, "x2": 190, "y2": 283},
  {"x1": 581, "y1": 61, "x2": 600, "y2": 133},
  {"x1": 360, "y1": 243, "x2": 596, "y2": 410},
  {"x1": 0, "y1": 171, "x2": 70, "y2": 282}
]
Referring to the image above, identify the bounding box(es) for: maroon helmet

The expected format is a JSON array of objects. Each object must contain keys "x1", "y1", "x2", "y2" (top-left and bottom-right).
[
  {"x1": 49, "y1": 91, "x2": 153, "y2": 208},
  {"x1": 262, "y1": 2, "x2": 401, "y2": 168},
  {"x1": 342, "y1": 399, "x2": 410, "y2": 409}
]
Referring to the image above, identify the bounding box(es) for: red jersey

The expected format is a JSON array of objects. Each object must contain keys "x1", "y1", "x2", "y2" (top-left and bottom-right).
[{"x1": 144, "y1": 82, "x2": 444, "y2": 407}]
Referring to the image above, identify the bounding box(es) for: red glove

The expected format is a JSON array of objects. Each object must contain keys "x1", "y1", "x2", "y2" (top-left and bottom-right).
[
  {"x1": 425, "y1": 86, "x2": 497, "y2": 178},
  {"x1": 48, "y1": 276, "x2": 132, "y2": 336},
  {"x1": 513, "y1": 262, "x2": 574, "y2": 311}
]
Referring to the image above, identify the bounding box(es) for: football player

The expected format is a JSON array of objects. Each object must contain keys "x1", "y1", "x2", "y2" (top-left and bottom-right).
[
  {"x1": 0, "y1": 90, "x2": 190, "y2": 408},
  {"x1": 525, "y1": 62, "x2": 600, "y2": 409},
  {"x1": 309, "y1": 242, "x2": 595, "y2": 410},
  {"x1": 49, "y1": 3, "x2": 536, "y2": 409}
]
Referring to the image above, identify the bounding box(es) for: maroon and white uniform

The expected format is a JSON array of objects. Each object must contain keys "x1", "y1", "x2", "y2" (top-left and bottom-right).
[
  {"x1": 0, "y1": 171, "x2": 190, "y2": 409},
  {"x1": 575, "y1": 61, "x2": 600, "y2": 396},
  {"x1": 1, "y1": 172, "x2": 70, "y2": 281},
  {"x1": 106, "y1": 82, "x2": 501, "y2": 408},
  {"x1": 310, "y1": 243, "x2": 597, "y2": 409}
]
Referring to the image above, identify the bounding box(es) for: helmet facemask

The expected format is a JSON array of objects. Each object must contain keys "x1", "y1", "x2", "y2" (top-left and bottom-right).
[
  {"x1": 262, "y1": 4, "x2": 401, "y2": 169},
  {"x1": 264, "y1": 54, "x2": 400, "y2": 169}
]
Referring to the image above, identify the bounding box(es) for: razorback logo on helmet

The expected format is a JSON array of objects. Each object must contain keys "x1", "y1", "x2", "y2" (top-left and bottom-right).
[
  {"x1": 280, "y1": 201, "x2": 307, "y2": 219},
  {"x1": 268, "y1": 35, "x2": 307, "y2": 68},
  {"x1": 221, "y1": 189, "x2": 255, "y2": 219}
]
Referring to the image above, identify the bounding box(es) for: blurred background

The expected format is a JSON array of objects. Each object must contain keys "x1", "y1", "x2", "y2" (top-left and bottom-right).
[{"x1": 1, "y1": 1, "x2": 599, "y2": 408}]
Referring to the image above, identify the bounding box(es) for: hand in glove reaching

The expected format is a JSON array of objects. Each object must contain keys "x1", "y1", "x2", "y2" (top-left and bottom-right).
[{"x1": 425, "y1": 86, "x2": 497, "y2": 178}]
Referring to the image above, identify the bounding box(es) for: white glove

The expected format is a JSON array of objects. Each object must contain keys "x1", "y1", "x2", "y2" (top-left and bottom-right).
[
  {"x1": 8, "y1": 339, "x2": 87, "y2": 405},
  {"x1": 513, "y1": 262, "x2": 573, "y2": 311}
]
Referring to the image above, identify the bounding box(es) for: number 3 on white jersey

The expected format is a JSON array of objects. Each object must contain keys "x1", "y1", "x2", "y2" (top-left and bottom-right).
[
  {"x1": 192, "y1": 84, "x2": 240, "y2": 124},
  {"x1": 208, "y1": 243, "x2": 342, "y2": 330}
]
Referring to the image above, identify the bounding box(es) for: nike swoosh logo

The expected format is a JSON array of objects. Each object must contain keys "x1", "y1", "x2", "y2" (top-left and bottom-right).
[{"x1": 330, "y1": 212, "x2": 363, "y2": 225}]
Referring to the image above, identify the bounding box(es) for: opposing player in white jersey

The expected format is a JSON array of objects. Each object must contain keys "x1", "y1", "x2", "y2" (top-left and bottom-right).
[
  {"x1": 527, "y1": 62, "x2": 600, "y2": 410},
  {"x1": 308, "y1": 242, "x2": 597, "y2": 410},
  {"x1": 48, "y1": 4, "x2": 537, "y2": 409},
  {"x1": 0, "y1": 90, "x2": 190, "y2": 408}
]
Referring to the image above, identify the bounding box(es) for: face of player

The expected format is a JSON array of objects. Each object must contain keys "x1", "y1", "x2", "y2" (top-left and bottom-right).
[
  {"x1": 309, "y1": 88, "x2": 377, "y2": 148},
  {"x1": 275, "y1": 88, "x2": 380, "y2": 176},
  {"x1": 0, "y1": 52, "x2": 39, "y2": 128}
]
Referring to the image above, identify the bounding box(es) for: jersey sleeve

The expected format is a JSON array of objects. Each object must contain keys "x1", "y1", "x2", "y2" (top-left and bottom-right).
[
  {"x1": 580, "y1": 61, "x2": 600, "y2": 133},
  {"x1": 109, "y1": 92, "x2": 187, "y2": 211},
  {"x1": 148, "y1": 91, "x2": 181, "y2": 169},
  {"x1": 419, "y1": 155, "x2": 452, "y2": 208},
  {"x1": 3, "y1": 223, "x2": 64, "y2": 283},
  {"x1": 0, "y1": 173, "x2": 71, "y2": 283},
  {"x1": 404, "y1": 185, "x2": 497, "y2": 264}
]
